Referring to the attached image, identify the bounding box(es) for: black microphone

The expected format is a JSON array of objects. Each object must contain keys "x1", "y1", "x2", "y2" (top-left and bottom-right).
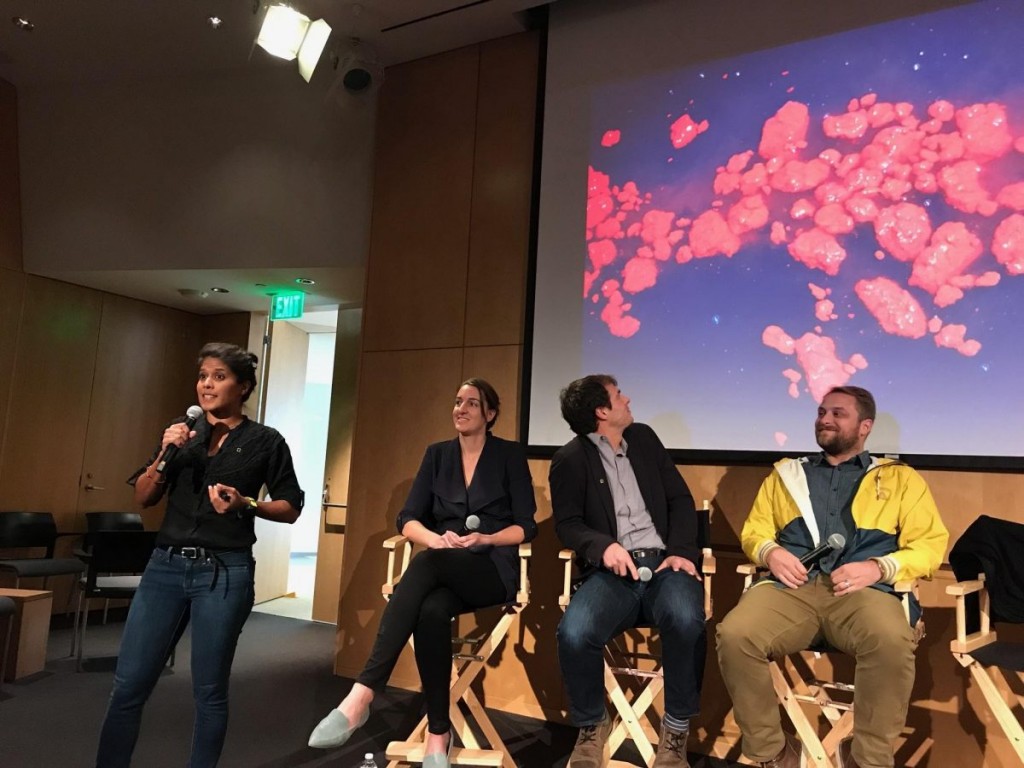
[
  {"x1": 799, "y1": 533, "x2": 846, "y2": 567},
  {"x1": 155, "y1": 405, "x2": 204, "y2": 474}
]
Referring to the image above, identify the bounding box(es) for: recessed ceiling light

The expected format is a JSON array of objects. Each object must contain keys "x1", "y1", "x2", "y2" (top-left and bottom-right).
[
  {"x1": 254, "y1": 283, "x2": 267, "y2": 287},
  {"x1": 12, "y1": 17, "x2": 34, "y2": 32},
  {"x1": 295, "y1": 277, "x2": 316, "y2": 285},
  {"x1": 210, "y1": 287, "x2": 230, "y2": 293},
  {"x1": 207, "y1": 16, "x2": 223, "y2": 29}
]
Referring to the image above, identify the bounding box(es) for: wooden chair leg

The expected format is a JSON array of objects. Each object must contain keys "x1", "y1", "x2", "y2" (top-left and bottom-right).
[
  {"x1": 769, "y1": 660, "x2": 836, "y2": 768},
  {"x1": 969, "y1": 662, "x2": 1024, "y2": 763},
  {"x1": 386, "y1": 608, "x2": 523, "y2": 767}
]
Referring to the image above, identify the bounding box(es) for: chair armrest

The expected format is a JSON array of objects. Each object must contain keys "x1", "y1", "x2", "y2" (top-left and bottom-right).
[
  {"x1": 893, "y1": 579, "x2": 916, "y2": 594},
  {"x1": 736, "y1": 562, "x2": 764, "y2": 592},
  {"x1": 701, "y1": 547, "x2": 716, "y2": 620},
  {"x1": 558, "y1": 548, "x2": 574, "y2": 608},
  {"x1": 948, "y1": 574, "x2": 996, "y2": 655},
  {"x1": 382, "y1": 535, "x2": 412, "y2": 599},
  {"x1": 701, "y1": 547, "x2": 716, "y2": 576},
  {"x1": 946, "y1": 578, "x2": 986, "y2": 597},
  {"x1": 514, "y1": 543, "x2": 532, "y2": 605}
]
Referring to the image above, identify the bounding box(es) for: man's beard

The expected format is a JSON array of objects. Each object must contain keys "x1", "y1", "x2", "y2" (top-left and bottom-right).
[{"x1": 816, "y1": 427, "x2": 858, "y2": 457}]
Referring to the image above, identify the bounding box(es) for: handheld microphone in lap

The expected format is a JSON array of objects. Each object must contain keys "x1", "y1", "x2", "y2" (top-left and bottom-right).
[
  {"x1": 799, "y1": 533, "x2": 846, "y2": 567},
  {"x1": 156, "y1": 405, "x2": 204, "y2": 474},
  {"x1": 461, "y1": 514, "x2": 481, "y2": 535},
  {"x1": 638, "y1": 565, "x2": 653, "y2": 582}
]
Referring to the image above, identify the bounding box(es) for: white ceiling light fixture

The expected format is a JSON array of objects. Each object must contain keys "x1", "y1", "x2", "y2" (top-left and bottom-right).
[{"x1": 256, "y1": 4, "x2": 332, "y2": 83}]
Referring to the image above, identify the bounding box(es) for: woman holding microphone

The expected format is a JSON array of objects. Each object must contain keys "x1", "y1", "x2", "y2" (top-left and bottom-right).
[
  {"x1": 308, "y1": 378, "x2": 536, "y2": 768},
  {"x1": 95, "y1": 342, "x2": 304, "y2": 768}
]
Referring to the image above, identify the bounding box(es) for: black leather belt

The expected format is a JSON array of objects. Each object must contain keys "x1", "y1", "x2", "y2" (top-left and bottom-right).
[
  {"x1": 167, "y1": 546, "x2": 213, "y2": 560},
  {"x1": 628, "y1": 548, "x2": 665, "y2": 561}
]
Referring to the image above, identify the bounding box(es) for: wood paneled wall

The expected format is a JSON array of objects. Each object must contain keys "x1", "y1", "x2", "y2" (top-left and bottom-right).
[
  {"x1": 0, "y1": 81, "x2": 254, "y2": 610},
  {"x1": 333, "y1": 29, "x2": 1024, "y2": 765},
  {"x1": 0, "y1": 80, "x2": 22, "y2": 272},
  {"x1": 335, "y1": 32, "x2": 539, "y2": 697}
]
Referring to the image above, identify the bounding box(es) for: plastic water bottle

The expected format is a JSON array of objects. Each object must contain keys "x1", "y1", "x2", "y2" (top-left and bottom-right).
[{"x1": 357, "y1": 754, "x2": 378, "y2": 768}]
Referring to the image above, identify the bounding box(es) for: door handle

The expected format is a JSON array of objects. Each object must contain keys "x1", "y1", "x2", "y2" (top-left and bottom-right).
[{"x1": 84, "y1": 484, "x2": 106, "y2": 491}]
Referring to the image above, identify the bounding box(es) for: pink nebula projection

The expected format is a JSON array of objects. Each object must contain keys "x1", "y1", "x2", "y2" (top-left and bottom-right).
[
  {"x1": 585, "y1": 90, "x2": 1020, "y2": 397},
  {"x1": 601, "y1": 130, "x2": 622, "y2": 147},
  {"x1": 670, "y1": 114, "x2": 709, "y2": 149}
]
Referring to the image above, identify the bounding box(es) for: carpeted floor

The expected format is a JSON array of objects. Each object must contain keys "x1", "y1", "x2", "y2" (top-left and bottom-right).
[{"x1": 0, "y1": 610, "x2": 743, "y2": 767}]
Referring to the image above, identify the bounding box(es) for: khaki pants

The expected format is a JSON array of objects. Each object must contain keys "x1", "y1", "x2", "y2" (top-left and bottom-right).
[{"x1": 716, "y1": 576, "x2": 916, "y2": 768}]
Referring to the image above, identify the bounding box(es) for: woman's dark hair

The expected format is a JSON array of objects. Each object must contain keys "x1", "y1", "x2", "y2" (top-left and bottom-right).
[
  {"x1": 460, "y1": 378, "x2": 501, "y2": 429},
  {"x1": 560, "y1": 374, "x2": 617, "y2": 435},
  {"x1": 198, "y1": 342, "x2": 259, "y2": 403}
]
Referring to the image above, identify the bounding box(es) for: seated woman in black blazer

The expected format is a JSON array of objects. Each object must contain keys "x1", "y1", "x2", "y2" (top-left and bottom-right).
[{"x1": 308, "y1": 378, "x2": 537, "y2": 767}]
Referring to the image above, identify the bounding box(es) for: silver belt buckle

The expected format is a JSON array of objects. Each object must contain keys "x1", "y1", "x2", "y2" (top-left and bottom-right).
[{"x1": 181, "y1": 546, "x2": 200, "y2": 559}]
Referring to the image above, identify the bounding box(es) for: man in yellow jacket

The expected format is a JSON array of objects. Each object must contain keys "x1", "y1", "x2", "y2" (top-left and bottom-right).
[{"x1": 717, "y1": 386, "x2": 947, "y2": 768}]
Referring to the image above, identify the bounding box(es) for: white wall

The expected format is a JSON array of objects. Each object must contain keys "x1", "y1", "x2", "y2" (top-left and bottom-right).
[{"x1": 16, "y1": 67, "x2": 375, "y2": 273}]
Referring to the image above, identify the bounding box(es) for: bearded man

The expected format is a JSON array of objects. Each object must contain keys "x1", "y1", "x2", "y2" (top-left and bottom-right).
[{"x1": 716, "y1": 386, "x2": 947, "y2": 768}]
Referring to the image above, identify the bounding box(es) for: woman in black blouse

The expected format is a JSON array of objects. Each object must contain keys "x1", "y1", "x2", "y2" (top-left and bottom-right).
[
  {"x1": 95, "y1": 342, "x2": 304, "y2": 768},
  {"x1": 308, "y1": 378, "x2": 537, "y2": 767}
]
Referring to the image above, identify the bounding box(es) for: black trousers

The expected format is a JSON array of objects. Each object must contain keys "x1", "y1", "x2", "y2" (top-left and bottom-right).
[{"x1": 357, "y1": 548, "x2": 507, "y2": 734}]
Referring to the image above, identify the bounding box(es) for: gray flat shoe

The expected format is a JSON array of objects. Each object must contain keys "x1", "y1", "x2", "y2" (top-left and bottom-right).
[
  {"x1": 422, "y1": 731, "x2": 454, "y2": 768},
  {"x1": 307, "y1": 708, "x2": 368, "y2": 749}
]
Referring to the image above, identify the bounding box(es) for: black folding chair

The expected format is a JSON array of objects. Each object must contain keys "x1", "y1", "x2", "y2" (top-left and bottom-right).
[
  {"x1": 73, "y1": 530, "x2": 157, "y2": 671},
  {"x1": 83, "y1": 512, "x2": 144, "y2": 627},
  {"x1": 0, "y1": 511, "x2": 86, "y2": 592}
]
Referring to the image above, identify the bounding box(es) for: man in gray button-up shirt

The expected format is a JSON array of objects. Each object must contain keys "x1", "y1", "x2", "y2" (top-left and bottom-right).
[{"x1": 551, "y1": 374, "x2": 706, "y2": 768}]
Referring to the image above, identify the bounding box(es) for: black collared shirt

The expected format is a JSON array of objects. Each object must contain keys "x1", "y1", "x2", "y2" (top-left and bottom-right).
[
  {"x1": 129, "y1": 417, "x2": 304, "y2": 550},
  {"x1": 804, "y1": 450, "x2": 871, "y2": 573}
]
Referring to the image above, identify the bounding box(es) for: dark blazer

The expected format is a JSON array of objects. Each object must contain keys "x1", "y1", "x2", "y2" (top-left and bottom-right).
[
  {"x1": 396, "y1": 434, "x2": 537, "y2": 599},
  {"x1": 550, "y1": 422, "x2": 698, "y2": 578}
]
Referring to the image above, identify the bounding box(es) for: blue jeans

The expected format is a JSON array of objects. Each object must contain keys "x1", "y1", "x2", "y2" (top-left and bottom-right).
[
  {"x1": 96, "y1": 548, "x2": 255, "y2": 768},
  {"x1": 557, "y1": 553, "x2": 706, "y2": 726}
]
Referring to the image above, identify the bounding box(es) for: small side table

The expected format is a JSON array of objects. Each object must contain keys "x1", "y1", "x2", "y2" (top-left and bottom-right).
[{"x1": 0, "y1": 588, "x2": 53, "y2": 680}]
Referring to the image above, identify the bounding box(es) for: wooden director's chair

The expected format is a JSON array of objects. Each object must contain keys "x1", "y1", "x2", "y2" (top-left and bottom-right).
[
  {"x1": 948, "y1": 574, "x2": 1024, "y2": 763},
  {"x1": 381, "y1": 534, "x2": 531, "y2": 768},
  {"x1": 557, "y1": 501, "x2": 716, "y2": 767},
  {"x1": 735, "y1": 563, "x2": 919, "y2": 768}
]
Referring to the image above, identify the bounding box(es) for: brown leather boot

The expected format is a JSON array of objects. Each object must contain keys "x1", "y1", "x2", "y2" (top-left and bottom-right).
[
  {"x1": 568, "y1": 714, "x2": 612, "y2": 768},
  {"x1": 759, "y1": 733, "x2": 802, "y2": 768},
  {"x1": 652, "y1": 722, "x2": 690, "y2": 767}
]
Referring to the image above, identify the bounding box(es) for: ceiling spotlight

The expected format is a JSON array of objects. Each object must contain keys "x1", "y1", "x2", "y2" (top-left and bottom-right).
[
  {"x1": 256, "y1": 4, "x2": 332, "y2": 82},
  {"x1": 294, "y1": 277, "x2": 316, "y2": 285},
  {"x1": 333, "y1": 37, "x2": 383, "y2": 95},
  {"x1": 210, "y1": 287, "x2": 230, "y2": 293},
  {"x1": 12, "y1": 16, "x2": 34, "y2": 32},
  {"x1": 208, "y1": 16, "x2": 223, "y2": 29},
  {"x1": 178, "y1": 288, "x2": 210, "y2": 299}
]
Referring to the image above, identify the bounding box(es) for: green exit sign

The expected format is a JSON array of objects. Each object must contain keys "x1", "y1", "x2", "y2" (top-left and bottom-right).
[{"x1": 270, "y1": 292, "x2": 305, "y2": 321}]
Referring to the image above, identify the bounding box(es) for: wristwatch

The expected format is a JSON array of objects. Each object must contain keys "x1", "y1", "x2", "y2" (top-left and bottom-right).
[{"x1": 236, "y1": 496, "x2": 259, "y2": 519}]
